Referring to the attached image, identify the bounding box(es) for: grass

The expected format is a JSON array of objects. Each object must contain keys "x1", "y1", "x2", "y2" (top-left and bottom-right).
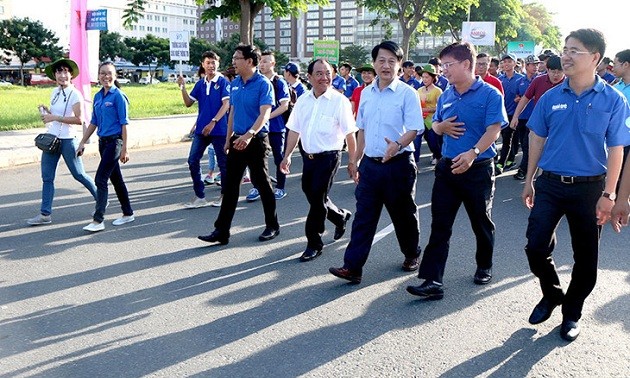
[{"x1": 0, "y1": 83, "x2": 199, "y2": 131}]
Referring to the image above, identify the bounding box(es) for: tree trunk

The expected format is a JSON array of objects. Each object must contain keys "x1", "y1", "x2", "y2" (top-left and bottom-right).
[
  {"x1": 239, "y1": 0, "x2": 252, "y2": 44},
  {"x1": 19, "y1": 64, "x2": 24, "y2": 86},
  {"x1": 401, "y1": 28, "x2": 411, "y2": 61}
]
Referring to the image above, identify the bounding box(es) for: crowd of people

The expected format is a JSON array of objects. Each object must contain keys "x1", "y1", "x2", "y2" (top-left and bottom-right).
[{"x1": 26, "y1": 27, "x2": 630, "y2": 343}]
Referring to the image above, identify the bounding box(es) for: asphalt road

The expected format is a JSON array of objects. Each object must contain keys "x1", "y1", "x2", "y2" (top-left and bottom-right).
[{"x1": 0, "y1": 143, "x2": 628, "y2": 377}]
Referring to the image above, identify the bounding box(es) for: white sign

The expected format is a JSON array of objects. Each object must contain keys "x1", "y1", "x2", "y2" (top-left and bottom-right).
[
  {"x1": 169, "y1": 31, "x2": 190, "y2": 61},
  {"x1": 461, "y1": 22, "x2": 496, "y2": 46}
]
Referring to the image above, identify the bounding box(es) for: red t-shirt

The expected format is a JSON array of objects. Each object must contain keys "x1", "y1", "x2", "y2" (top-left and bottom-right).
[
  {"x1": 351, "y1": 84, "x2": 367, "y2": 117},
  {"x1": 524, "y1": 74, "x2": 565, "y2": 104},
  {"x1": 481, "y1": 74, "x2": 504, "y2": 95}
]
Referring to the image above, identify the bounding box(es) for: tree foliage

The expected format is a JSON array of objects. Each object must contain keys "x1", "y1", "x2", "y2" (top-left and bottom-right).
[
  {"x1": 99, "y1": 31, "x2": 129, "y2": 61},
  {"x1": 124, "y1": 34, "x2": 172, "y2": 79},
  {"x1": 0, "y1": 17, "x2": 63, "y2": 85},
  {"x1": 340, "y1": 45, "x2": 371, "y2": 68}
]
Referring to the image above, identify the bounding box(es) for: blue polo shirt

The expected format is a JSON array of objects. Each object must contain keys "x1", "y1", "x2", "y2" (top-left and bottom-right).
[
  {"x1": 434, "y1": 77, "x2": 508, "y2": 160},
  {"x1": 436, "y1": 75, "x2": 449, "y2": 92},
  {"x1": 499, "y1": 72, "x2": 524, "y2": 115},
  {"x1": 357, "y1": 78, "x2": 424, "y2": 158},
  {"x1": 332, "y1": 75, "x2": 346, "y2": 93},
  {"x1": 229, "y1": 71, "x2": 274, "y2": 134},
  {"x1": 516, "y1": 74, "x2": 537, "y2": 119},
  {"x1": 599, "y1": 71, "x2": 615, "y2": 84},
  {"x1": 269, "y1": 75, "x2": 290, "y2": 132},
  {"x1": 344, "y1": 75, "x2": 360, "y2": 98},
  {"x1": 293, "y1": 81, "x2": 307, "y2": 98},
  {"x1": 614, "y1": 79, "x2": 630, "y2": 102},
  {"x1": 91, "y1": 86, "x2": 129, "y2": 137},
  {"x1": 189, "y1": 74, "x2": 230, "y2": 136},
  {"x1": 400, "y1": 75, "x2": 421, "y2": 90},
  {"x1": 527, "y1": 76, "x2": 630, "y2": 176}
]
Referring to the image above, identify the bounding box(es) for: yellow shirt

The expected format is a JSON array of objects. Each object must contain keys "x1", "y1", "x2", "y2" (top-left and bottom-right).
[{"x1": 417, "y1": 85, "x2": 442, "y2": 129}]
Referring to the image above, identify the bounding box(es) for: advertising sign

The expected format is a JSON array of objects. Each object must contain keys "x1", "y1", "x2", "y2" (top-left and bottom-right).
[
  {"x1": 86, "y1": 9, "x2": 107, "y2": 31},
  {"x1": 507, "y1": 41, "x2": 536, "y2": 58},
  {"x1": 169, "y1": 31, "x2": 190, "y2": 61},
  {"x1": 313, "y1": 40, "x2": 340, "y2": 65},
  {"x1": 461, "y1": 22, "x2": 496, "y2": 46}
]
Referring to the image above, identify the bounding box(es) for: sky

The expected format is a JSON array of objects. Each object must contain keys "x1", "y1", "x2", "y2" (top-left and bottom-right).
[{"x1": 12, "y1": 0, "x2": 628, "y2": 58}]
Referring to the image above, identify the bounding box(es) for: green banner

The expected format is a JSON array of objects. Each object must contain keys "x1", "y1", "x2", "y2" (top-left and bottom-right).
[
  {"x1": 313, "y1": 40, "x2": 340, "y2": 65},
  {"x1": 507, "y1": 41, "x2": 536, "y2": 59}
]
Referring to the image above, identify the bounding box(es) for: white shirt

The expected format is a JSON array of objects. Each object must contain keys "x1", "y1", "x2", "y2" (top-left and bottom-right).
[
  {"x1": 47, "y1": 85, "x2": 84, "y2": 139},
  {"x1": 286, "y1": 87, "x2": 357, "y2": 154}
]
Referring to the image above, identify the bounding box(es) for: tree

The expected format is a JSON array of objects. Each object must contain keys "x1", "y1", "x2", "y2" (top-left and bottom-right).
[
  {"x1": 0, "y1": 17, "x2": 63, "y2": 85},
  {"x1": 188, "y1": 37, "x2": 216, "y2": 65},
  {"x1": 340, "y1": 45, "x2": 370, "y2": 68},
  {"x1": 211, "y1": 33, "x2": 269, "y2": 69},
  {"x1": 358, "y1": 0, "x2": 474, "y2": 60},
  {"x1": 517, "y1": 3, "x2": 561, "y2": 53},
  {"x1": 99, "y1": 31, "x2": 129, "y2": 61},
  {"x1": 124, "y1": 34, "x2": 172, "y2": 79},
  {"x1": 123, "y1": 0, "x2": 328, "y2": 45}
]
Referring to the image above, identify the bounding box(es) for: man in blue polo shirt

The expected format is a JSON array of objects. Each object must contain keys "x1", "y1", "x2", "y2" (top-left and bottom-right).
[
  {"x1": 407, "y1": 41, "x2": 507, "y2": 299},
  {"x1": 522, "y1": 29, "x2": 630, "y2": 342},
  {"x1": 400, "y1": 60, "x2": 421, "y2": 89},
  {"x1": 283, "y1": 62, "x2": 307, "y2": 99},
  {"x1": 198, "y1": 44, "x2": 280, "y2": 245},
  {"x1": 340, "y1": 62, "x2": 359, "y2": 98},
  {"x1": 178, "y1": 51, "x2": 230, "y2": 209},
  {"x1": 331, "y1": 64, "x2": 346, "y2": 94},
  {"x1": 496, "y1": 54, "x2": 524, "y2": 174}
]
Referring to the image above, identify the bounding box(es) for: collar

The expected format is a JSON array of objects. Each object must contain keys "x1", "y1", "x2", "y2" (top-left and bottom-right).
[
  {"x1": 100, "y1": 85, "x2": 120, "y2": 96},
  {"x1": 560, "y1": 75, "x2": 606, "y2": 94},
  {"x1": 372, "y1": 77, "x2": 402, "y2": 92},
  {"x1": 205, "y1": 72, "x2": 223, "y2": 84},
  {"x1": 310, "y1": 86, "x2": 335, "y2": 100}
]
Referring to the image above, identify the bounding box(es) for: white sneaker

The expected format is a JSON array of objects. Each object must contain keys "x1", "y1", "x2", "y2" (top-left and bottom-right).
[
  {"x1": 113, "y1": 215, "x2": 135, "y2": 226},
  {"x1": 27, "y1": 214, "x2": 52, "y2": 226},
  {"x1": 203, "y1": 174, "x2": 215, "y2": 185},
  {"x1": 211, "y1": 196, "x2": 223, "y2": 207},
  {"x1": 83, "y1": 221, "x2": 105, "y2": 232},
  {"x1": 183, "y1": 197, "x2": 210, "y2": 209}
]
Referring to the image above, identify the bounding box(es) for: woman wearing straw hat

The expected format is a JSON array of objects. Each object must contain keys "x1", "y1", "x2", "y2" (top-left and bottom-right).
[
  {"x1": 27, "y1": 58, "x2": 98, "y2": 226},
  {"x1": 415, "y1": 64, "x2": 443, "y2": 165}
]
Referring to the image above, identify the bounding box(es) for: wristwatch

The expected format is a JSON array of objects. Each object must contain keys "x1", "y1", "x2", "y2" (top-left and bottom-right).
[
  {"x1": 395, "y1": 141, "x2": 403, "y2": 151},
  {"x1": 472, "y1": 146, "x2": 480, "y2": 156},
  {"x1": 602, "y1": 192, "x2": 617, "y2": 201},
  {"x1": 211, "y1": 118, "x2": 218, "y2": 122},
  {"x1": 247, "y1": 129, "x2": 256, "y2": 136}
]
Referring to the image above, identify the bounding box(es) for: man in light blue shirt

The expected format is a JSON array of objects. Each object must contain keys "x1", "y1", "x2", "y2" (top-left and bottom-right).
[{"x1": 329, "y1": 40, "x2": 424, "y2": 284}]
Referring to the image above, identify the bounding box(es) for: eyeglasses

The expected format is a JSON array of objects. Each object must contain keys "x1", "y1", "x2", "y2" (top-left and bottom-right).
[
  {"x1": 561, "y1": 48, "x2": 593, "y2": 57},
  {"x1": 475, "y1": 62, "x2": 488, "y2": 67},
  {"x1": 440, "y1": 61, "x2": 461, "y2": 70},
  {"x1": 232, "y1": 56, "x2": 245, "y2": 61}
]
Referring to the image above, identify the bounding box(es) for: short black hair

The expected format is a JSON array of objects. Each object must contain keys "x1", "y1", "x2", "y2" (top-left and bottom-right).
[
  {"x1": 235, "y1": 44, "x2": 261, "y2": 66},
  {"x1": 371, "y1": 41, "x2": 404, "y2": 62},
  {"x1": 201, "y1": 51, "x2": 220, "y2": 62},
  {"x1": 476, "y1": 53, "x2": 489, "y2": 59},
  {"x1": 340, "y1": 62, "x2": 352, "y2": 70},
  {"x1": 546, "y1": 55, "x2": 562, "y2": 71},
  {"x1": 307, "y1": 58, "x2": 330, "y2": 75},
  {"x1": 565, "y1": 28, "x2": 606, "y2": 63},
  {"x1": 615, "y1": 49, "x2": 630, "y2": 64},
  {"x1": 439, "y1": 42, "x2": 477, "y2": 71},
  {"x1": 402, "y1": 60, "x2": 414, "y2": 68},
  {"x1": 261, "y1": 50, "x2": 275, "y2": 58},
  {"x1": 490, "y1": 58, "x2": 500, "y2": 66}
]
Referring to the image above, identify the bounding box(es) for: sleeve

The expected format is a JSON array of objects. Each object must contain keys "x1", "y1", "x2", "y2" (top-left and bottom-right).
[
  {"x1": 220, "y1": 77, "x2": 230, "y2": 100},
  {"x1": 338, "y1": 95, "x2": 358, "y2": 135},
  {"x1": 116, "y1": 91, "x2": 130, "y2": 125},
  {"x1": 259, "y1": 79, "x2": 274, "y2": 107},
  {"x1": 484, "y1": 89, "x2": 508, "y2": 129},
  {"x1": 90, "y1": 93, "x2": 98, "y2": 126},
  {"x1": 229, "y1": 81, "x2": 236, "y2": 106},
  {"x1": 69, "y1": 89, "x2": 84, "y2": 107},
  {"x1": 524, "y1": 78, "x2": 537, "y2": 99},
  {"x1": 432, "y1": 94, "x2": 444, "y2": 123},
  {"x1": 605, "y1": 93, "x2": 630, "y2": 147},
  {"x1": 403, "y1": 88, "x2": 424, "y2": 132},
  {"x1": 277, "y1": 78, "x2": 290, "y2": 103},
  {"x1": 189, "y1": 81, "x2": 202, "y2": 102},
  {"x1": 356, "y1": 89, "x2": 367, "y2": 130}
]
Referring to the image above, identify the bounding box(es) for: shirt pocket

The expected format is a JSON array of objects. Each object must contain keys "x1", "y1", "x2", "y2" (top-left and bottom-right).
[{"x1": 579, "y1": 108, "x2": 610, "y2": 136}]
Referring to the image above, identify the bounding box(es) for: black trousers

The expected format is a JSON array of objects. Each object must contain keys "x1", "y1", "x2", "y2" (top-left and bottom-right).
[
  {"x1": 418, "y1": 158, "x2": 496, "y2": 283},
  {"x1": 343, "y1": 153, "x2": 420, "y2": 274},
  {"x1": 497, "y1": 115, "x2": 519, "y2": 165},
  {"x1": 516, "y1": 118, "x2": 529, "y2": 172},
  {"x1": 525, "y1": 174, "x2": 604, "y2": 322},
  {"x1": 301, "y1": 151, "x2": 347, "y2": 250},
  {"x1": 213, "y1": 135, "x2": 278, "y2": 235}
]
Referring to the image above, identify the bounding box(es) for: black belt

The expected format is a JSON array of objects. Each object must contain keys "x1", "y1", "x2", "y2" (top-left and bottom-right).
[
  {"x1": 232, "y1": 131, "x2": 268, "y2": 139},
  {"x1": 302, "y1": 150, "x2": 340, "y2": 160},
  {"x1": 99, "y1": 134, "x2": 122, "y2": 142},
  {"x1": 365, "y1": 151, "x2": 411, "y2": 163},
  {"x1": 541, "y1": 171, "x2": 606, "y2": 184},
  {"x1": 441, "y1": 157, "x2": 493, "y2": 166}
]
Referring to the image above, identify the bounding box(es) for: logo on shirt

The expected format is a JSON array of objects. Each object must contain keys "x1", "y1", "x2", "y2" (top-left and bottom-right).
[
  {"x1": 551, "y1": 103, "x2": 567, "y2": 111},
  {"x1": 442, "y1": 102, "x2": 453, "y2": 109}
]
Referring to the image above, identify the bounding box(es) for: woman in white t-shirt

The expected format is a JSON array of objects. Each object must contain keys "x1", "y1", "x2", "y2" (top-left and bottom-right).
[{"x1": 27, "y1": 58, "x2": 97, "y2": 226}]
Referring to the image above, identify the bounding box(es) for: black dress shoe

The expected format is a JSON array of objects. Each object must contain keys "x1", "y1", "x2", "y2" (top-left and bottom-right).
[
  {"x1": 333, "y1": 211, "x2": 352, "y2": 240},
  {"x1": 406, "y1": 280, "x2": 444, "y2": 300},
  {"x1": 299, "y1": 247, "x2": 322, "y2": 262},
  {"x1": 560, "y1": 320, "x2": 580, "y2": 342},
  {"x1": 329, "y1": 266, "x2": 362, "y2": 284},
  {"x1": 473, "y1": 268, "x2": 492, "y2": 285},
  {"x1": 402, "y1": 257, "x2": 419, "y2": 272},
  {"x1": 198, "y1": 230, "x2": 229, "y2": 245},
  {"x1": 528, "y1": 297, "x2": 561, "y2": 325},
  {"x1": 259, "y1": 227, "x2": 280, "y2": 241}
]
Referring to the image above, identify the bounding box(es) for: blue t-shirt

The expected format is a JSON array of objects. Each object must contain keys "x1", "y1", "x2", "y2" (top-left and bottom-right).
[
  {"x1": 400, "y1": 75, "x2": 421, "y2": 90},
  {"x1": 433, "y1": 77, "x2": 508, "y2": 160},
  {"x1": 344, "y1": 76, "x2": 360, "y2": 98},
  {"x1": 269, "y1": 75, "x2": 290, "y2": 132},
  {"x1": 499, "y1": 72, "x2": 524, "y2": 115},
  {"x1": 527, "y1": 76, "x2": 630, "y2": 176},
  {"x1": 189, "y1": 74, "x2": 230, "y2": 136},
  {"x1": 599, "y1": 71, "x2": 615, "y2": 84},
  {"x1": 332, "y1": 75, "x2": 346, "y2": 93},
  {"x1": 614, "y1": 80, "x2": 630, "y2": 102},
  {"x1": 516, "y1": 74, "x2": 537, "y2": 120},
  {"x1": 229, "y1": 71, "x2": 274, "y2": 134},
  {"x1": 91, "y1": 86, "x2": 129, "y2": 137},
  {"x1": 293, "y1": 81, "x2": 307, "y2": 98}
]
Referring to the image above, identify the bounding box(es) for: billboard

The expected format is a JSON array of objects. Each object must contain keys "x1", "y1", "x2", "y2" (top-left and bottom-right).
[
  {"x1": 313, "y1": 40, "x2": 340, "y2": 65},
  {"x1": 507, "y1": 41, "x2": 536, "y2": 58},
  {"x1": 461, "y1": 22, "x2": 496, "y2": 46}
]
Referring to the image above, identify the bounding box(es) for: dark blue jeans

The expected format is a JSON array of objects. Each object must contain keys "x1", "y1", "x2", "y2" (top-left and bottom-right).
[
  {"x1": 93, "y1": 136, "x2": 133, "y2": 223},
  {"x1": 516, "y1": 119, "x2": 530, "y2": 172},
  {"x1": 525, "y1": 174, "x2": 604, "y2": 322},
  {"x1": 188, "y1": 134, "x2": 227, "y2": 197},
  {"x1": 342, "y1": 153, "x2": 420, "y2": 274},
  {"x1": 265, "y1": 131, "x2": 286, "y2": 189},
  {"x1": 418, "y1": 158, "x2": 496, "y2": 283}
]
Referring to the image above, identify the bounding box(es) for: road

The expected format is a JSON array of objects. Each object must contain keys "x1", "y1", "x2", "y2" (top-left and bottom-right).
[{"x1": 0, "y1": 143, "x2": 628, "y2": 377}]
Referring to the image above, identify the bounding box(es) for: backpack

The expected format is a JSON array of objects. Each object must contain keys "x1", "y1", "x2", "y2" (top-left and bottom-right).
[{"x1": 271, "y1": 75, "x2": 297, "y2": 124}]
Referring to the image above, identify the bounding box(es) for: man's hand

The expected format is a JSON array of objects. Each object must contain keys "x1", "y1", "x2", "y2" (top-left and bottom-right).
[
  {"x1": 176, "y1": 76, "x2": 186, "y2": 88},
  {"x1": 522, "y1": 182, "x2": 535, "y2": 209},
  {"x1": 610, "y1": 198, "x2": 630, "y2": 233},
  {"x1": 509, "y1": 117, "x2": 519, "y2": 130},
  {"x1": 595, "y1": 196, "x2": 614, "y2": 225},
  {"x1": 120, "y1": 148, "x2": 130, "y2": 164},
  {"x1": 437, "y1": 116, "x2": 465, "y2": 139},
  {"x1": 202, "y1": 120, "x2": 216, "y2": 136},
  {"x1": 348, "y1": 162, "x2": 359, "y2": 184},
  {"x1": 450, "y1": 149, "x2": 475, "y2": 174},
  {"x1": 280, "y1": 157, "x2": 291, "y2": 174},
  {"x1": 382, "y1": 137, "x2": 400, "y2": 162},
  {"x1": 232, "y1": 134, "x2": 252, "y2": 151}
]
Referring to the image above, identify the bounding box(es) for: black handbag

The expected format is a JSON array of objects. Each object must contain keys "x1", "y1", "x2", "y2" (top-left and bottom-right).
[{"x1": 35, "y1": 133, "x2": 60, "y2": 154}]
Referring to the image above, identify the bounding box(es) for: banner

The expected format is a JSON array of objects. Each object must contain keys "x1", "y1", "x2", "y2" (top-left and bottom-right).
[
  {"x1": 461, "y1": 22, "x2": 496, "y2": 46},
  {"x1": 169, "y1": 31, "x2": 190, "y2": 61},
  {"x1": 86, "y1": 9, "x2": 107, "y2": 31},
  {"x1": 507, "y1": 41, "x2": 536, "y2": 58},
  {"x1": 313, "y1": 40, "x2": 340, "y2": 65},
  {"x1": 70, "y1": 0, "x2": 92, "y2": 137}
]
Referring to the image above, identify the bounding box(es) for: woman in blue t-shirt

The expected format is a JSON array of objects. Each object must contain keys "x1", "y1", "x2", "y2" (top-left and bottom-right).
[{"x1": 78, "y1": 61, "x2": 134, "y2": 232}]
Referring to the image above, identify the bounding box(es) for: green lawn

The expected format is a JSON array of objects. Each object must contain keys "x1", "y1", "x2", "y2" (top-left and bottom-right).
[{"x1": 0, "y1": 83, "x2": 198, "y2": 131}]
